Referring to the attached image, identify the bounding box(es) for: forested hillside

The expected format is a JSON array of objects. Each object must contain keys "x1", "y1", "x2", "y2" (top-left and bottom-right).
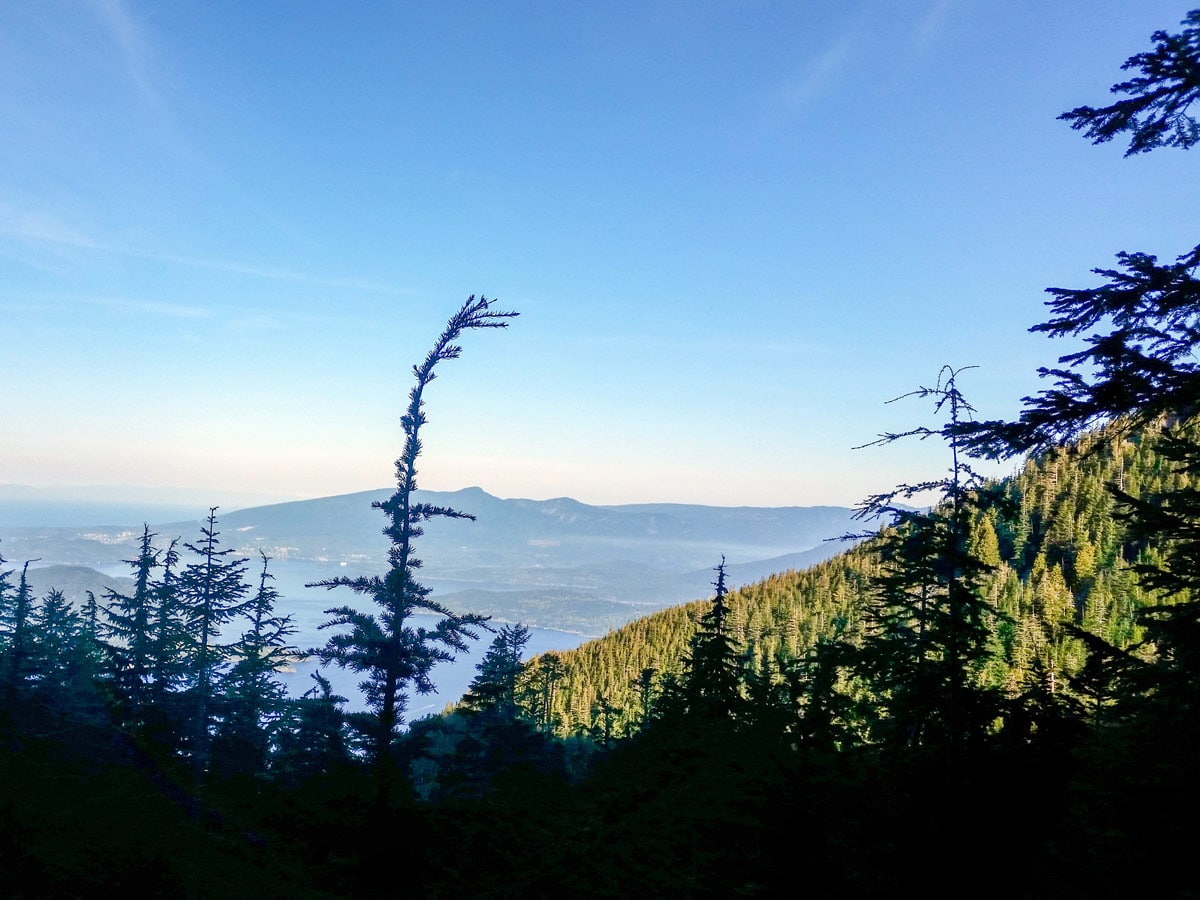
[{"x1": 540, "y1": 419, "x2": 1180, "y2": 736}]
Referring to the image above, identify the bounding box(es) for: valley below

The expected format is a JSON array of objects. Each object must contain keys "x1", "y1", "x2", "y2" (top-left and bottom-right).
[{"x1": 4, "y1": 485, "x2": 859, "y2": 709}]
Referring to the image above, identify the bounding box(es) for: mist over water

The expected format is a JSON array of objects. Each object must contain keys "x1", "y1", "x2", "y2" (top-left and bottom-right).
[
  {"x1": 249, "y1": 558, "x2": 587, "y2": 715},
  {"x1": 277, "y1": 620, "x2": 585, "y2": 718},
  {"x1": 93, "y1": 555, "x2": 587, "y2": 715}
]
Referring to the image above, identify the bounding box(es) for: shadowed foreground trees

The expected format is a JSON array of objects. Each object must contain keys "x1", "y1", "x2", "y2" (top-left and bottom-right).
[
  {"x1": 214, "y1": 552, "x2": 298, "y2": 778},
  {"x1": 958, "y1": 10, "x2": 1200, "y2": 893},
  {"x1": 461, "y1": 622, "x2": 530, "y2": 716},
  {"x1": 102, "y1": 525, "x2": 159, "y2": 715},
  {"x1": 847, "y1": 367, "x2": 1004, "y2": 765},
  {"x1": 679, "y1": 558, "x2": 743, "y2": 722},
  {"x1": 179, "y1": 508, "x2": 251, "y2": 774}
]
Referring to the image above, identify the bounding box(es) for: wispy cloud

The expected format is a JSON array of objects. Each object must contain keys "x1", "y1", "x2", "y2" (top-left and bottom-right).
[
  {"x1": 759, "y1": 34, "x2": 854, "y2": 133},
  {"x1": 140, "y1": 249, "x2": 409, "y2": 295},
  {"x1": 0, "y1": 201, "x2": 113, "y2": 277},
  {"x1": 0, "y1": 289, "x2": 211, "y2": 321},
  {"x1": 0, "y1": 203, "x2": 102, "y2": 252},
  {"x1": 89, "y1": 0, "x2": 170, "y2": 121},
  {"x1": 76, "y1": 294, "x2": 212, "y2": 320},
  {"x1": 912, "y1": 0, "x2": 955, "y2": 53},
  {"x1": 0, "y1": 198, "x2": 406, "y2": 295},
  {"x1": 755, "y1": 3, "x2": 954, "y2": 138},
  {"x1": 227, "y1": 312, "x2": 296, "y2": 335}
]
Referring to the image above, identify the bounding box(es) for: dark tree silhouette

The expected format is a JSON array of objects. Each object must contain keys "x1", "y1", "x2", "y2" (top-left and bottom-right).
[
  {"x1": 964, "y1": 245, "x2": 1200, "y2": 457},
  {"x1": 309, "y1": 295, "x2": 516, "y2": 780},
  {"x1": 28, "y1": 588, "x2": 83, "y2": 695},
  {"x1": 590, "y1": 693, "x2": 621, "y2": 745},
  {"x1": 0, "y1": 546, "x2": 12, "y2": 626},
  {"x1": 179, "y1": 508, "x2": 251, "y2": 773},
  {"x1": 275, "y1": 671, "x2": 350, "y2": 780},
  {"x1": 632, "y1": 665, "x2": 658, "y2": 731},
  {"x1": 214, "y1": 552, "x2": 297, "y2": 777},
  {"x1": 785, "y1": 634, "x2": 858, "y2": 753},
  {"x1": 0, "y1": 549, "x2": 15, "y2": 684},
  {"x1": 968, "y1": 16, "x2": 1200, "y2": 892},
  {"x1": 849, "y1": 367, "x2": 1002, "y2": 761},
  {"x1": 148, "y1": 538, "x2": 189, "y2": 702},
  {"x1": 1059, "y1": 9, "x2": 1200, "y2": 155},
  {"x1": 1, "y1": 562, "x2": 36, "y2": 690},
  {"x1": 103, "y1": 525, "x2": 160, "y2": 714},
  {"x1": 962, "y1": 10, "x2": 1200, "y2": 700},
  {"x1": 677, "y1": 557, "x2": 744, "y2": 723},
  {"x1": 461, "y1": 622, "x2": 530, "y2": 716},
  {"x1": 964, "y1": 10, "x2": 1200, "y2": 458},
  {"x1": 519, "y1": 651, "x2": 565, "y2": 733},
  {"x1": 78, "y1": 590, "x2": 108, "y2": 681}
]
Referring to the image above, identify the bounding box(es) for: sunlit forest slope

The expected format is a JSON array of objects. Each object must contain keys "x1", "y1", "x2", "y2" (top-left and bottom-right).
[{"x1": 539, "y1": 420, "x2": 1189, "y2": 735}]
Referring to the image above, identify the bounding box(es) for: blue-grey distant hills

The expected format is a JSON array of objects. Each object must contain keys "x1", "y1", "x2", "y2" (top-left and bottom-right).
[{"x1": 2, "y1": 487, "x2": 862, "y2": 635}]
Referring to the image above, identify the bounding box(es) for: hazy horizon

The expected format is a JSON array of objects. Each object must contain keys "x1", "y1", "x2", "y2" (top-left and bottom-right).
[{"x1": 0, "y1": 479, "x2": 876, "y2": 528}]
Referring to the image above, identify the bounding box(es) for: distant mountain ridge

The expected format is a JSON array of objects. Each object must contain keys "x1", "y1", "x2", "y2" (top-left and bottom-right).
[
  {"x1": 2, "y1": 487, "x2": 861, "y2": 634},
  {"x1": 217, "y1": 485, "x2": 857, "y2": 565}
]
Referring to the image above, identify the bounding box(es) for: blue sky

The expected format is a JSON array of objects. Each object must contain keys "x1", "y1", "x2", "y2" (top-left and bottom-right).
[{"x1": 1, "y1": 1, "x2": 1195, "y2": 509}]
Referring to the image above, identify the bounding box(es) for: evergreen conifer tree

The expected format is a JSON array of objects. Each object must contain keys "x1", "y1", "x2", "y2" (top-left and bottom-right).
[
  {"x1": 519, "y1": 651, "x2": 566, "y2": 733},
  {"x1": 178, "y1": 509, "x2": 251, "y2": 773},
  {"x1": 78, "y1": 590, "x2": 109, "y2": 678},
  {"x1": 589, "y1": 693, "x2": 620, "y2": 745},
  {"x1": 633, "y1": 665, "x2": 658, "y2": 731},
  {"x1": 1058, "y1": 9, "x2": 1199, "y2": 155},
  {"x1": 214, "y1": 552, "x2": 297, "y2": 777},
  {"x1": 677, "y1": 558, "x2": 743, "y2": 723},
  {"x1": 461, "y1": 622, "x2": 530, "y2": 716},
  {"x1": 963, "y1": 16, "x2": 1200, "y2": 890},
  {"x1": 102, "y1": 525, "x2": 160, "y2": 714},
  {"x1": 147, "y1": 538, "x2": 190, "y2": 702},
  {"x1": 275, "y1": 671, "x2": 350, "y2": 781},
  {"x1": 961, "y1": 9, "x2": 1200, "y2": 717},
  {"x1": 1, "y1": 562, "x2": 37, "y2": 690},
  {"x1": 27, "y1": 588, "x2": 83, "y2": 697},
  {"x1": 0, "y1": 546, "x2": 12, "y2": 631},
  {"x1": 309, "y1": 295, "x2": 516, "y2": 782},
  {"x1": 786, "y1": 634, "x2": 858, "y2": 753},
  {"x1": 849, "y1": 367, "x2": 1003, "y2": 760},
  {"x1": 964, "y1": 8, "x2": 1200, "y2": 458},
  {"x1": 0, "y1": 548, "x2": 14, "y2": 681}
]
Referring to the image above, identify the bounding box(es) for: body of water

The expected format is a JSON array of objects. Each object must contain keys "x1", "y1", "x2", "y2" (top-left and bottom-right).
[
  {"x1": 101, "y1": 556, "x2": 590, "y2": 716},
  {"x1": 272, "y1": 559, "x2": 589, "y2": 715}
]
